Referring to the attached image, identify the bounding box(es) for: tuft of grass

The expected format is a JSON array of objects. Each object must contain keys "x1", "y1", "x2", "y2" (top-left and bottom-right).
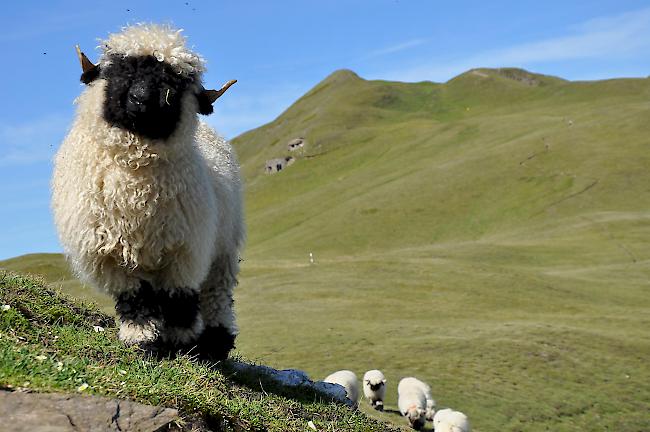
[{"x1": 0, "y1": 272, "x2": 398, "y2": 432}]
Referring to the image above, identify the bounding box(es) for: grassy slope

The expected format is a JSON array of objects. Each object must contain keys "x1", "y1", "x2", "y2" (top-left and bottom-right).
[
  {"x1": 2, "y1": 68, "x2": 649, "y2": 431},
  {"x1": 0, "y1": 272, "x2": 397, "y2": 432}
]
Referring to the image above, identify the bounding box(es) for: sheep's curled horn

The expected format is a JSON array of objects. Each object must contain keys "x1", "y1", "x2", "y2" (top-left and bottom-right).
[{"x1": 74, "y1": 45, "x2": 237, "y2": 114}]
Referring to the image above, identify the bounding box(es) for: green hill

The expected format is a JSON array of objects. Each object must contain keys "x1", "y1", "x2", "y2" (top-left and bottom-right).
[{"x1": 2, "y1": 68, "x2": 650, "y2": 431}]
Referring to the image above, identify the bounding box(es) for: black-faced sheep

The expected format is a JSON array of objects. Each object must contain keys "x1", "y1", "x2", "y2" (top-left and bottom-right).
[
  {"x1": 51, "y1": 24, "x2": 244, "y2": 359},
  {"x1": 362, "y1": 369, "x2": 387, "y2": 411},
  {"x1": 398, "y1": 377, "x2": 436, "y2": 430},
  {"x1": 323, "y1": 370, "x2": 360, "y2": 408}
]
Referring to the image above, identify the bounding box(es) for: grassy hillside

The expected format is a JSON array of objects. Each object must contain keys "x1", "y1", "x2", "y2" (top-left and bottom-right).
[
  {"x1": 231, "y1": 68, "x2": 650, "y2": 431},
  {"x1": 0, "y1": 272, "x2": 397, "y2": 431},
  {"x1": 2, "y1": 68, "x2": 649, "y2": 431}
]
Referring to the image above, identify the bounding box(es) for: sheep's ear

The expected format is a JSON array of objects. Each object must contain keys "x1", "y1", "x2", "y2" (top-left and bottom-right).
[
  {"x1": 196, "y1": 90, "x2": 215, "y2": 115},
  {"x1": 197, "y1": 80, "x2": 237, "y2": 115},
  {"x1": 76, "y1": 45, "x2": 100, "y2": 84}
]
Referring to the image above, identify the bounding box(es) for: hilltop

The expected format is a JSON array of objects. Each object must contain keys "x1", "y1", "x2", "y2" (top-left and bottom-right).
[
  {"x1": 2, "y1": 67, "x2": 650, "y2": 431},
  {"x1": 233, "y1": 67, "x2": 650, "y2": 258}
]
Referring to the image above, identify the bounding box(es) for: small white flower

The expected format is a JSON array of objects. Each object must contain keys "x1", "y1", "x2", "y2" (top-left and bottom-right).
[
  {"x1": 77, "y1": 383, "x2": 89, "y2": 392},
  {"x1": 56, "y1": 362, "x2": 64, "y2": 371},
  {"x1": 92, "y1": 326, "x2": 105, "y2": 333},
  {"x1": 1, "y1": 305, "x2": 10, "y2": 312},
  {"x1": 118, "y1": 369, "x2": 127, "y2": 375},
  {"x1": 35, "y1": 355, "x2": 47, "y2": 361}
]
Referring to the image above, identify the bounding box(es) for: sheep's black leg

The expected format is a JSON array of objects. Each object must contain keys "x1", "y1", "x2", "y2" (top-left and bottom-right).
[
  {"x1": 196, "y1": 256, "x2": 239, "y2": 361},
  {"x1": 196, "y1": 324, "x2": 236, "y2": 361},
  {"x1": 115, "y1": 280, "x2": 163, "y2": 349},
  {"x1": 159, "y1": 289, "x2": 204, "y2": 349}
]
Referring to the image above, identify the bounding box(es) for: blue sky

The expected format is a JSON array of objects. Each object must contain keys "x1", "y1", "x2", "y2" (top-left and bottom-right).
[{"x1": 1, "y1": 0, "x2": 650, "y2": 259}]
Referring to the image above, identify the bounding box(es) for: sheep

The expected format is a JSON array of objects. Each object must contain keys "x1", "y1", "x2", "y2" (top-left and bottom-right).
[
  {"x1": 362, "y1": 369, "x2": 387, "y2": 411},
  {"x1": 323, "y1": 370, "x2": 360, "y2": 408},
  {"x1": 51, "y1": 24, "x2": 244, "y2": 359},
  {"x1": 398, "y1": 377, "x2": 436, "y2": 430},
  {"x1": 432, "y1": 408, "x2": 471, "y2": 432}
]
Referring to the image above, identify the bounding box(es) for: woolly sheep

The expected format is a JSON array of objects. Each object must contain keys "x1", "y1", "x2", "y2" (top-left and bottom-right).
[
  {"x1": 51, "y1": 24, "x2": 244, "y2": 359},
  {"x1": 323, "y1": 370, "x2": 360, "y2": 408},
  {"x1": 362, "y1": 369, "x2": 387, "y2": 411},
  {"x1": 398, "y1": 377, "x2": 436, "y2": 430},
  {"x1": 433, "y1": 408, "x2": 471, "y2": 432}
]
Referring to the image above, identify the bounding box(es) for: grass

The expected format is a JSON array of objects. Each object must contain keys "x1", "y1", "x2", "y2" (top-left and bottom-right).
[{"x1": 2, "y1": 67, "x2": 650, "y2": 431}]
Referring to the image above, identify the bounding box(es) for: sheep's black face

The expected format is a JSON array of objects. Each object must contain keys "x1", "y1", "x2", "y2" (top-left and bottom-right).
[
  {"x1": 369, "y1": 382, "x2": 384, "y2": 391},
  {"x1": 102, "y1": 55, "x2": 196, "y2": 140}
]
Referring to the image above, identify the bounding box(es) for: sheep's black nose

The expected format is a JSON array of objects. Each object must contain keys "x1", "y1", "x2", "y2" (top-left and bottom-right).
[{"x1": 128, "y1": 83, "x2": 149, "y2": 106}]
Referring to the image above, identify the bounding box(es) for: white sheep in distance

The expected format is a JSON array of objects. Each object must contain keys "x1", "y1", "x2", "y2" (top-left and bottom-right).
[
  {"x1": 51, "y1": 24, "x2": 244, "y2": 359},
  {"x1": 398, "y1": 377, "x2": 436, "y2": 430},
  {"x1": 362, "y1": 369, "x2": 387, "y2": 411},
  {"x1": 323, "y1": 370, "x2": 360, "y2": 408},
  {"x1": 433, "y1": 408, "x2": 471, "y2": 432}
]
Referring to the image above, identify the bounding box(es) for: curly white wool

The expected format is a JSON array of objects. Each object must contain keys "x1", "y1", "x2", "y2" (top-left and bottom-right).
[{"x1": 99, "y1": 23, "x2": 205, "y2": 75}]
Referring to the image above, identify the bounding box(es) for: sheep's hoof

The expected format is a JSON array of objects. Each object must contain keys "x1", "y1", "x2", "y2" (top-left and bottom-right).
[
  {"x1": 118, "y1": 318, "x2": 162, "y2": 348},
  {"x1": 373, "y1": 402, "x2": 384, "y2": 411}
]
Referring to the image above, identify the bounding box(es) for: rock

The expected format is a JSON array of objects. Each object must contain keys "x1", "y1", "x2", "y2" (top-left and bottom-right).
[
  {"x1": 230, "y1": 361, "x2": 353, "y2": 407},
  {"x1": 312, "y1": 381, "x2": 349, "y2": 403},
  {"x1": 0, "y1": 390, "x2": 179, "y2": 432}
]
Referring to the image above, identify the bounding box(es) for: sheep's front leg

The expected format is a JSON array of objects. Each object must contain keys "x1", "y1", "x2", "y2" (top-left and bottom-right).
[
  {"x1": 159, "y1": 288, "x2": 205, "y2": 347},
  {"x1": 115, "y1": 281, "x2": 163, "y2": 348},
  {"x1": 197, "y1": 255, "x2": 239, "y2": 360}
]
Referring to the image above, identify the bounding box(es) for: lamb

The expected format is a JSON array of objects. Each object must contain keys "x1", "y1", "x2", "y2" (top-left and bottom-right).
[
  {"x1": 398, "y1": 377, "x2": 436, "y2": 430},
  {"x1": 323, "y1": 370, "x2": 360, "y2": 408},
  {"x1": 432, "y1": 408, "x2": 471, "y2": 432},
  {"x1": 51, "y1": 24, "x2": 244, "y2": 359},
  {"x1": 362, "y1": 369, "x2": 387, "y2": 411}
]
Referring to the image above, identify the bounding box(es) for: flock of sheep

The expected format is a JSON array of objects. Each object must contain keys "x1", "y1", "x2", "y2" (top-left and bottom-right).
[{"x1": 323, "y1": 370, "x2": 470, "y2": 431}]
